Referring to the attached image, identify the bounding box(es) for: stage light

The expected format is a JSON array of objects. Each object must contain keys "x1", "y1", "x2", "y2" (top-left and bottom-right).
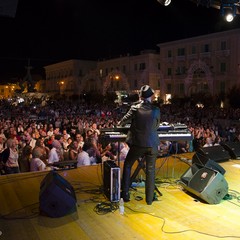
[
  {"x1": 157, "y1": 0, "x2": 171, "y2": 6},
  {"x1": 225, "y1": 8, "x2": 235, "y2": 22},
  {"x1": 220, "y1": 1, "x2": 237, "y2": 22}
]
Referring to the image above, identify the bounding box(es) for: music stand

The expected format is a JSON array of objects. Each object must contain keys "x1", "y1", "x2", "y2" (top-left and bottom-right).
[{"x1": 130, "y1": 157, "x2": 162, "y2": 196}]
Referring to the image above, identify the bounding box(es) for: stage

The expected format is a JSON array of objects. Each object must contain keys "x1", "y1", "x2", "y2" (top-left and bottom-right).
[{"x1": 1, "y1": 153, "x2": 240, "y2": 240}]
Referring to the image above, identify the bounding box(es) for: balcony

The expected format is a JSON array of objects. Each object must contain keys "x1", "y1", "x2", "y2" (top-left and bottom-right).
[
  {"x1": 187, "y1": 54, "x2": 198, "y2": 60},
  {"x1": 215, "y1": 50, "x2": 230, "y2": 58},
  {"x1": 164, "y1": 57, "x2": 173, "y2": 63},
  {"x1": 176, "y1": 56, "x2": 186, "y2": 61},
  {"x1": 200, "y1": 52, "x2": 211, "y2": 59}
]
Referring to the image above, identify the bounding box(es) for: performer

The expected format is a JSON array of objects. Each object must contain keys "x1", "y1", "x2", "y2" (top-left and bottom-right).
[{"x1": 118, "y1": 85, "x2": 160, "y2": 205}]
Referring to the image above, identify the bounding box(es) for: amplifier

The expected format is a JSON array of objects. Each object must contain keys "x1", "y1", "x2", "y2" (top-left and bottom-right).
[{"x1": 103, "y1": 160, "x2": 120, "y2": 202}]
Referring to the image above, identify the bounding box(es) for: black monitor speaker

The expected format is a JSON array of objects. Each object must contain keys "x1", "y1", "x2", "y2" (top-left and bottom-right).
[
  {"x1": 221, "y1": 142, "x2": 240, "y2": 159},
  {"x1": 193, "y1": 145, "x2": 230, "y2": 163},
  {"x1": 192, "y1": 153, "x2": 226, "y2": 175},
  {"x1": 39, "y1": 171, "x2": 77, "y2": 218}
]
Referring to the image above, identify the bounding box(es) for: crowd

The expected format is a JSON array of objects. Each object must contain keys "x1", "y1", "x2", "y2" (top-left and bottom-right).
[{"x1": 0, "y1": 97, "x2": 240, "y2": 175}]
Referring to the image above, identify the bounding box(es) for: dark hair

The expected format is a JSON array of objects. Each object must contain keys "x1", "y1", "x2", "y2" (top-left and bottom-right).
[{"x1": 82, "y1": 143, "x2": 90, "y2": 152}]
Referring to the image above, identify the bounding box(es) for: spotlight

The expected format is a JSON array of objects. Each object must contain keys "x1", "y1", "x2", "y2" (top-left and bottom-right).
[
  {"x1": 221, "y1": 2, "x2": 237, "y2": 22},
  {"x1": 157, "y1": 0, "x2": 171, "y2": 6},
  {"x1": 225, "y1": 8, "x2": 235, "y2": 22}
]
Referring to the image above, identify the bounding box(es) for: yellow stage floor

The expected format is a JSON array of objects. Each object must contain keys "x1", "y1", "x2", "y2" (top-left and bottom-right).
[{"x1": 1, "y1": 153, "x2": 240, "y2": 240}]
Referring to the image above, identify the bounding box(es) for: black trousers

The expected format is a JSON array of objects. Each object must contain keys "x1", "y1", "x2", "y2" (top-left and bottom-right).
[{"x1": 121, "y1": 145, "x2": 158, "y2": 204}]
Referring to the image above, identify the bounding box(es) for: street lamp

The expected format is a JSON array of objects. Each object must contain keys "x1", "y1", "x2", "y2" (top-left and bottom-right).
[{"x1": 58, "y1": 81, "x2": 64, "y2": 95}]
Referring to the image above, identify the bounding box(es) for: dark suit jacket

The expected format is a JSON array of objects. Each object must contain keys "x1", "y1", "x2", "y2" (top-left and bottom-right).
[
  {"x1": 0, "y1": 148, "x2": 10, "y2": 163},
  {"x1": 119, "y1": 100, "x2": 160, "y2": 148}
]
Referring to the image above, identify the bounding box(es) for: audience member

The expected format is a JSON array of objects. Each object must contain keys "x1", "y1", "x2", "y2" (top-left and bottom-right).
[
  {"x1": 1, "y1": 96, "x2": 240, "y2": 175},
  {"x1": 69, "y1": 140, "x2": 79, "y2": 161},
  {"x1": 77, "y1": 144, "x2": 91, "y2": 166},
  {"x1": 48, "y1": 139, "x2": 63, "y2": 164},
  {"x1": 19, "y1": 137, "x2": 32, "y2": 172},
  {"x1": 30, "y1": 147, "x2": 47, "y2": 171},
  {"x1": 202, "y1": 137, "x2": 213, "y2": 147},
  {"x1": 34, "y1": 137, "x2": 50, "y2": 163},
  {"x1": 1, "y1": 138, "x2": 20, "y2": 174}
]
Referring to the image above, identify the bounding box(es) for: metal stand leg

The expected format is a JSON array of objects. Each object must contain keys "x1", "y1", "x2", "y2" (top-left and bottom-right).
[{"x1": 130, "y1": 157, "x2": 162, "y2": 196}]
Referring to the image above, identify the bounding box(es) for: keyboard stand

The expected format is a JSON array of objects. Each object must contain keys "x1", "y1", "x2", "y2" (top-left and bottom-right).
[
  {"x1": 130, "y1": 157, "x2": 162, "y2": 197},
  {"x1": 116, "y1": 140, "x2": 121, "y2": 167}
]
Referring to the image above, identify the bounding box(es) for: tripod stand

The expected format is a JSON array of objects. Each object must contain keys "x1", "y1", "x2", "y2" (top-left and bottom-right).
[{"x1": 130, "y1": 157, "x2": 162, "y2": 197}]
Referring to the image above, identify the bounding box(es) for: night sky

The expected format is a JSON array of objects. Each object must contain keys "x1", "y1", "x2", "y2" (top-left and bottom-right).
[{"x1": 0, "y1": 0, "x2": 239, "y2": 79}]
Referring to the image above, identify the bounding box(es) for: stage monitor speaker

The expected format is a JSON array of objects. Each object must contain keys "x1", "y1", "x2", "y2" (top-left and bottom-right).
[
  {"x1": 221, "y1": 142, "x2": 240, "y2": 159},
  {"x1": 103, "y1": 160, "x2": 120, "y2": 202},
  {"x1": 192, "y1": 153, "x2": 226, "y2": 175},
  {"x1": 39, "y1": 171, "x2": 77, "y2": 218},
  {"x1": 180, "y1": 164, "x2": 228, "y2": 204},
  {"x1": 194, "y1": 146, "x2": 230, "y2": 163}
]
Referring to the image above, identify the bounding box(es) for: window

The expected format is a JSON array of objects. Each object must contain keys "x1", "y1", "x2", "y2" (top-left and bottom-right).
[
  {"x1": 167, "y1": 50, "x2": 172, "y2": 58},
  {"x1": 192, "y1": 46, "x2": 196, "y2": 54},
  {"x1": 122, "y1": 65, "x2": 126, "y2": 73},
  {"x1": 203, "y1": 83, "x2": 208, "y2": 91},
  {"x1": 220, "y1": 62, "x2": 226, "y2": 73},
  {"x1": 139, "y1": 63, "x2": 146, "y2": 70},
  {"x1": 203, "y1": 44, "x2": 210, "y2": 52},
  {"x1": 220, "y1": 81, "x2": 225, "y2": 92},
  {"x1": 99, "y1": 69, "x2": 103, "y2": 77},
  {"x1": 158, "y1": 63, "x2": 161, "y2": 70},
  {"x1": 134, "y1": 79, "x2": 138, "y2": 88},
  {"x1": 167, "y1": 84, "x2": 172, "y2": 93},
  {"x1": 177, "y1": 48, "x2": 185, "y2": 56},
  {"x1": 167, "y1": 68, "x2": 172, "y2": 76},
  {"x1": 180, "y1": 83, "x2": 184, "y2": 93},
  {"x1": 134, "y1": 64, "x2": 138, "y2": 71},
  {"x1": 221, "y1": 41, "x2": 227, "y2": 50},
  {"x1": 176, "y1": 66, "x2": 186, "y2": 75}
]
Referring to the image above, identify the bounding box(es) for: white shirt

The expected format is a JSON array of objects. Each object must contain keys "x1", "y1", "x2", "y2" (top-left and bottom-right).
[
  {"x1": 6, "y1": 148, "x2": 19, "y2": 168},
  {"x1": 29, "y1": 138, "x2": 36, "y2": 149},
  {"x1": 30, "y1": 157, "x2": 46, "y2": 171},
  {"x1": 203, "y1": 143, "x2": 213, "y2": 148},
  {"x1": 48, "y1": 147, "x2": 59, "y2": 164},
  {"x1": 77, "y1": 151, "x2": 91, "y2": 166}
]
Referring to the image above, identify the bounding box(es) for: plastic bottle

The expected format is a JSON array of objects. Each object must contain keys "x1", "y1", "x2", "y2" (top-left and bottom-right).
[{"x1": 119, "y1": 198, "x2": 124, "y2": 215}]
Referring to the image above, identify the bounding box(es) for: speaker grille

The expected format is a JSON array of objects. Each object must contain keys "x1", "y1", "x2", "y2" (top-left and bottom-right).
[
  {"x1": 180, "y1": 164, "x2": 228, "y2": 204},
  {"x1": 39, "y1": 171, "x2": 76, "y2": 218}
]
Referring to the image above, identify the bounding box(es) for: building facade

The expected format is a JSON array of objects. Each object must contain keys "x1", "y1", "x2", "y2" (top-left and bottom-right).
[
  {"x1": 43, "y1": 29, "x2": 240, "y2": 103},
  {"x1": 0, "y1": 84, "x2": 18, "y2": 99},
  {"x1": 44, "y1": 59, "x2": 97, "y2": 97},
  {"x1": 96, "y1": 50, "x2": 161, "y2": 97},
  {"x1": 157, "y1": 28, "x2": 240, "y2": 102},
  {"x1": 44, "y1": 50, "x2": 161, "y2": 100}
]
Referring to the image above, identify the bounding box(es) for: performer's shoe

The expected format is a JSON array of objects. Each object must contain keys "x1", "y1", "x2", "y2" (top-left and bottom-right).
[
  {"x1": 146, "y1": 192, "x2": 158, "y2": 205},
  {"x1": 121, "y1": 191, "x2": 130, "y2": 202}
]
